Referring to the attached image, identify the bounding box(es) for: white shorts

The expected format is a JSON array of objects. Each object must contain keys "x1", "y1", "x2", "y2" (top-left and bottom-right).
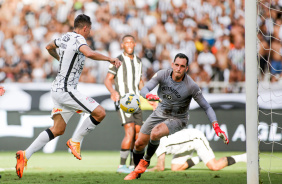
[
  {"x1": 171, "y1": 136, "x2": 215, "y2": 165},
  {"x1": 51, "y1": 90, "x2": 99, "y2": 123}
]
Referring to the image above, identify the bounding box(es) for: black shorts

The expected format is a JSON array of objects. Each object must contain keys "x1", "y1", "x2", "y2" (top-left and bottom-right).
[{"x1": 118, "y1": 108, "x2": 143, "y2": 126}]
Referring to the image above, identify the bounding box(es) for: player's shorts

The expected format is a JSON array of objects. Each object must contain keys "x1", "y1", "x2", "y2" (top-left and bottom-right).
[
  {"x1": 51, "y1": 90, "x2": 100, "y2": 123},
  {"x1": 171, "y1": 150, "x2": 194, "y2": 165},
  {"x1": 140, "y1": 110, "x2": 188, "y2": 135},
  {"x1": 194, "y1": 135, "x2": 215, "y2": 164},
  {"x1": 118, "y1": 108, "x2": 143, "y2": 126}
]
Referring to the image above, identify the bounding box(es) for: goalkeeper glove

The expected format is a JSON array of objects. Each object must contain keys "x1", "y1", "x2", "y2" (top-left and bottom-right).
[
  {"x1": 212, "y1": 122, "x2": 229, "y2": 144},
  {"x1": 146, "y1": 93, "x2": 160, "y2": 101}
]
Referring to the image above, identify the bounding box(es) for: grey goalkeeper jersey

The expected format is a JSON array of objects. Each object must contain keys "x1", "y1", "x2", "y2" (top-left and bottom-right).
[{"x1": 140, "y1": 69, "x2": 217, "y2": 123}]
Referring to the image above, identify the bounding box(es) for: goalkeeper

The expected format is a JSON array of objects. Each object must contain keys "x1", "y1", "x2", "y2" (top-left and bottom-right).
[
  {"x1": 124, "y1": 53, "x2": 229, "y2": 180},
  {"x1": 147, "y1": 128, "x2": 246, "y2": 172}
]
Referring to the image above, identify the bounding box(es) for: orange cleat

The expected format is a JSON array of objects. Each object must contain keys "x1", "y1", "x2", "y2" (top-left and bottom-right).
[
  {"x1": 66, "y1": 139, "x2": 82, "y2": 160},
  {"x1": 124, "y1": 171, "x2": 141, "y2": 180},
  {"x1": 15, "y1": 150, "x2": 28, "y2": 179},
  {"x1": 124, "y1": 159, "x2": 149, "y2": 180}
]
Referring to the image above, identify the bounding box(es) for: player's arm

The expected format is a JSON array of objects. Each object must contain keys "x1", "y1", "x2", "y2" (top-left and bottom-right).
[
  {"x1": 140, "y1": 73, "x2": 161, "y2": 101},
  {"x1": 104, "y1": 73, "x2": 119, "y2": 102},
  {"x1": 45, "y1": 40, "x2": 60, "y2": 61},
  {"x1": 193, "y1": 90, "x2": 229, "y2": 144},
  {"x1": 79, "y1": 45, "x2": 121, "y2": 68},
  {"x1": 147, "y1": 153, "x2": 166, "y2": 172}
]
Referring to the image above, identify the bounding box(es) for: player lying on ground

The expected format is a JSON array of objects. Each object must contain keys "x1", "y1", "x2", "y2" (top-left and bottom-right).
[
  {"x1": 147, "y1": 128, "x2": 247, "y2": 172},
  {"x1": 124, "y1": 53, "x2": 229, "y2": 180},
  {"x1": 15, "y1": 14, "x2": 121, "y2": 179}
]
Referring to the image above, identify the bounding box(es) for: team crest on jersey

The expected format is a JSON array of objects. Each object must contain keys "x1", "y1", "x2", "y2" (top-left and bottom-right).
[{"x1": 86, "y1": 97, "x2": 96, "y2": 103}]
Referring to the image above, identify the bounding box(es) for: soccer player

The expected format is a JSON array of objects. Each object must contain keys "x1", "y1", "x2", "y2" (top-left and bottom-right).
[
  {"x1": 147, "y1": 128, "x2": 246, "y2": 172},
  {"x1": 104, "y1": 35, "x2": 144, "y2": 173},
  {"x1": 124, "y1": 53, "x2": 229, "y2": 180},
  {"x1": 15, "y1": 14, "x2": 121, "y2": 179},
  {"x1": 0, "y1": 86, "x2": 5, "y2": 96}
]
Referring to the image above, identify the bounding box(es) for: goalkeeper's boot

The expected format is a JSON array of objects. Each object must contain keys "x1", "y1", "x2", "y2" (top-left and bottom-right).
[
  {"x1": 124, "y1": 159, "x2": 149, "y2": 180},
  {"x1": 66, "y1": 139, "x2": 82, "y2": 160},
  {"x1": 15, "y1": 150, "x2": 28, "y2": 179}
]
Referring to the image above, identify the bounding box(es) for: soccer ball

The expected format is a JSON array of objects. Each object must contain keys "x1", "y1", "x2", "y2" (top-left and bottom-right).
[{"x1": 120, "y1": 93, "x2": 140, "y2": 113}]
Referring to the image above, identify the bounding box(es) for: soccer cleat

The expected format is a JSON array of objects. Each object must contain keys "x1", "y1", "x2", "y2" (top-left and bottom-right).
[
  {"x1": 124, "y1": 171, "x2": 141, "y2": 180},
  {"x1": 66, "y1": 139, "x2": 82, "y2": 160},
  {"x1": 15, "y1": 150, "x2": 28, "y2": 179},
  {"x1": 124, "y1": 159, "x2": 149, "y2": 180},
  {"x1": 134, "y1": 159, "x2": 150, "y2": 174},
  {"x1": 117, "y1": 165, "x2": 132, "y2": 174}
]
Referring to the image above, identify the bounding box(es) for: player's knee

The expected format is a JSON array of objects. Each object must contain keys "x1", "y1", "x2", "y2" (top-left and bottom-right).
[
  {"x1": 135, "y1": 139, "x2": 146, "y2": 150},
  {"x1": 150, "y1": 131, "x2": 161, "y2": 140},
  {"x1": 52, "y1": 128, "x2": 65, "y2": 136},
  {"x1": 92, "y1": 108, "x2": 106, "y2": 122},
  {"x1": 207, "y1": 165, "x2": 220, "y2": 171}
]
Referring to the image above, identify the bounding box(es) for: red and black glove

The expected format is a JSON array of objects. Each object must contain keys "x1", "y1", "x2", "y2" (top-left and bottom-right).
[
  {"x1": 146, "y1": 93, "x2": 160, "y2": 101},
  {"x1": 212, "y1": 122, "x2": 229, "y2": 144}
]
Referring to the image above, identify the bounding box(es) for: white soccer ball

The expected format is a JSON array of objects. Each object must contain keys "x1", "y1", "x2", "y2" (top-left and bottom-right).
[{"x1": 120, "y1": 93, "x2": 140, "y2": 113}]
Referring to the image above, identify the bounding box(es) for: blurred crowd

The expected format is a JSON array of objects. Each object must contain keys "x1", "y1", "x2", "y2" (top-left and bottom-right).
[{"x1": 0, "y1": 0, "x2": 281, "y2": 93}]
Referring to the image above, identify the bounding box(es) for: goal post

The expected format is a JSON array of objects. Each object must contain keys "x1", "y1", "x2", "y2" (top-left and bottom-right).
[{"x1": 245, "y1": 0, "x2": 259, "y2": 183}]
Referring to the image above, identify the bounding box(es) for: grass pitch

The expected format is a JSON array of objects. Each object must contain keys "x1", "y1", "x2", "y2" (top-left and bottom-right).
[{"x1": 0, "y1": 151, "x2": 281, "y2": 184}]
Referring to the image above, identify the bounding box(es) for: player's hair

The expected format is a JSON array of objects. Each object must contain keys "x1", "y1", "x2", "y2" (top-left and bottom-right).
[
  {"x1": 173, "y1": 53, "x2": 189, "y2": 66},
  {"x1": 122, "y1": 35, "x2": 135, "y2": 42},
  {"x1": 74, "y1": 14, "x2": 91, "y2": 29}
]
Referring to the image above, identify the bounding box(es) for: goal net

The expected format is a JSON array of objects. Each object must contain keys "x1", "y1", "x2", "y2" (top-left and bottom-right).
[{"x1": 247, "y1": 0, "x2": 282, "y2": 183}]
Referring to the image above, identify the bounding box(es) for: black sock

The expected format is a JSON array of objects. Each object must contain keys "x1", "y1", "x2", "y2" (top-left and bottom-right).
[
  {"x1": 186, "y1": 159, "x2": 195, "y2": 169},
  {"x1": 133, "y1": 149, "x2": 144, "y2": 167},
  {"x1": 227, "y1": 157, "x2": 236, "y2": 166},
  {"x1": 144, "y1": 139, "x2": 159, "y2": 161}
]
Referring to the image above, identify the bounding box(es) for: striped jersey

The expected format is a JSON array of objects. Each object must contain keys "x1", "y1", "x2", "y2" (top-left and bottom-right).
[
  {"x1": 108, "y1": 53, "x2": 142, "y2": 97},
  {"x1": 51, "y1": 32, "x2": 87, "y2": 92}
]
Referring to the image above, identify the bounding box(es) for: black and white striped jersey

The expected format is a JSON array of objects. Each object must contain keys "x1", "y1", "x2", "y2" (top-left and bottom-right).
[
  {"x1": 51, "y1": 32, "x2": 87, "y2": 92},
  {"x1": 108, "y1": 53, "x2": 142, "y2": 97}
]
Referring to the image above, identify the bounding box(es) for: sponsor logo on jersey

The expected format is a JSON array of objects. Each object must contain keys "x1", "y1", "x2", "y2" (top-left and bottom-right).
[
  {"x1": 161, "y1": 86, "x2": 181, "y2": 98},
  {"x1": 52, "y1": 108, "x2": 62, "y2": 114}
]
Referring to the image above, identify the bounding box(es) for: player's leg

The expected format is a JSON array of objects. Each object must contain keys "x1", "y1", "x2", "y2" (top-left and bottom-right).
[
  {"x1": 68, "y1": 105, "x2": 105, "y2": 160},
  {"x1": 129, "y1": 124, "x2": 141, "y2": 169},
  {"x1": 171, "y1": 156, "x2": 201, "y2": 171},
  {"x1": 117, "y1": 122, "x2": 135, "y2": 173},
  {"x1": 206, "y1": 153, "x2": 247, "y2": 171},
  {"x1": 16, "y1": 114, "x2": 66, "y2": 178}
]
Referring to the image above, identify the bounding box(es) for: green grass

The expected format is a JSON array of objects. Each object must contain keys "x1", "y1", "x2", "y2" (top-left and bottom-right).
[{"x1": 0, "y1": 151, "x2": 281, "y2": 184}]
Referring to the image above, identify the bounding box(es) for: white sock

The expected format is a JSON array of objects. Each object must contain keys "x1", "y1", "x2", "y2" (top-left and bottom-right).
[
  {"x1": 25, "y1": 131, "x2": 51, "y2": 160},
  {"x1": 191, "y1": 156, "x2": 201, "y2": 165},
  {"x1": 72, "y1": 116, "x2": 96, "y2": 142},
  {"x1": 231, "y1": 153, "x2": 247, "y2": 163}
]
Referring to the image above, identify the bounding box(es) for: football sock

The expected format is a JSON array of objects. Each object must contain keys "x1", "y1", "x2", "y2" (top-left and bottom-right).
[
  {"x1": 187, "y1": 156, "x2": 201, "y2": 169},
  {"x1": 72, "y1": 116, "x2": 97, "y2": 142},
  {"x1": 25, "y1": 129, "x2": 54, "y2": 160},
  {"x1": 120, "y1": 149, "x2": 130, "y2": 165},
  {"x1": 227, "y1": 157, "x2": 236, "y2": 166},
  {"x1": 230, "y1": 153, "x2": 247, "y2": 163},
  {"x1": 129, "y1": 149, "x2": 134, "y2": 167},
  {"x1": 143, "y1": 139, "x2": 159, "y2": 161},
  {"x1": 133, "y1": 149, "x2": 144, "y2": 167}
]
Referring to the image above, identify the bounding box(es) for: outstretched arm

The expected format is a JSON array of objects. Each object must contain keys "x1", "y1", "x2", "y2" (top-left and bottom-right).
[
  {"x1": 147, "y1": 153, "x2": 166, "y2": 171},
  {"x1": 79, "y1": 45, "x2": 121, "y2": 68},
  {"x1": 46, "y1": 40, "x2": 60, "y2": 61}
]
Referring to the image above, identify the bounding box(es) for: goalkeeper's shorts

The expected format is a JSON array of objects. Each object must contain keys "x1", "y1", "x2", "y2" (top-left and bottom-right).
[{"x1": 51, "y1": 90, "x2": 99, "y2": 123}]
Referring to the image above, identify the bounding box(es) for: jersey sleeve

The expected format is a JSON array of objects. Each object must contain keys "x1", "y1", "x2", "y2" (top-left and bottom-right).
[
  {"x1": 75, "y1": 36, "x2": 87, "y2": 52},
  {"x1": 108, "y1": 63, "x2": 117, "y2": 76},
  {"x1": 192, "y1": 85, "x2": 217, "y2": 123},
  {"x1": 140, "y1": 70, "x2": 163, "y2": 98},
  {"x1": 54, "y1": 38, "x2": 61, "y2": 48}
]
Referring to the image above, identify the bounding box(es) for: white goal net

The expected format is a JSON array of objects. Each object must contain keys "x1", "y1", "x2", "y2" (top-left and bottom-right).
[{"x1": 256, "y1": 0, "x2": 282, "y2": 183}]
